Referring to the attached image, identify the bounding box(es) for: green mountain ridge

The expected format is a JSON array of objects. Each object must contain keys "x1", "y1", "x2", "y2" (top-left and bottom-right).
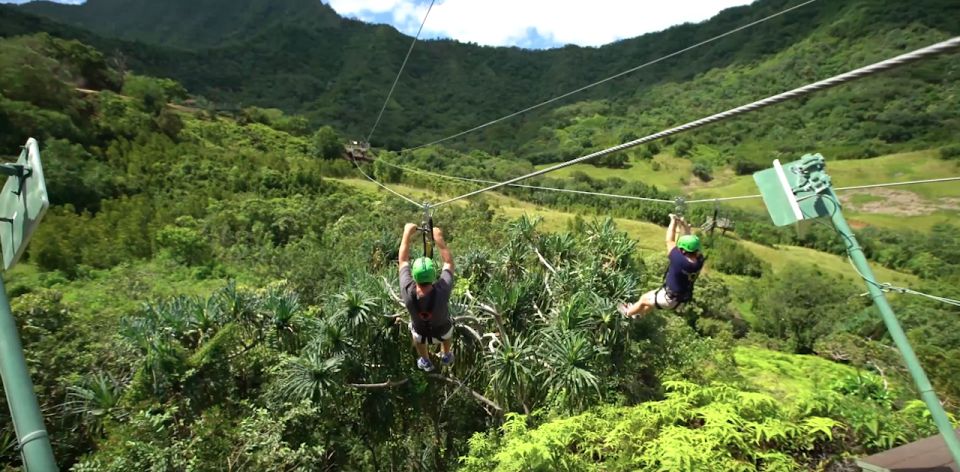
[
  {"x1": 2, "y1": 3, "x2": 960, "y2": 470},
  {"x1": 0, "y1": 0, "x2": 876, "y2": 148},
  {"x1": 19, "y1": 0, "x2": 344, "y2": 49}
]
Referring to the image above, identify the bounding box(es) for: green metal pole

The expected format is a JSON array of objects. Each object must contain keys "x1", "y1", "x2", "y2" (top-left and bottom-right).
[
  {"x1": 832, "y1": 209, "x2": 960, "y2": 464},
  {"x1": 0, "y1": 276, "x2": 57, "y2": 471}
]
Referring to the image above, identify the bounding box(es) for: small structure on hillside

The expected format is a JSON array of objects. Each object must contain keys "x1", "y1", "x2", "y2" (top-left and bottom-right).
[
  {"x1": 700, "y1": 216, "x2": 735, "y2": 235},
  {"x1": 857, "y1": 428, "x2": 959, "y2": 472},
  {"x1": 345, "y1": 141, "x2": 372, "y2": 162}
]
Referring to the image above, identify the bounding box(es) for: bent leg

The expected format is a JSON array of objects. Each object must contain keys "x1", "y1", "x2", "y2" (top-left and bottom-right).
[{"x1": 624, "y1": 289, "x2": 659, "y2": 318}]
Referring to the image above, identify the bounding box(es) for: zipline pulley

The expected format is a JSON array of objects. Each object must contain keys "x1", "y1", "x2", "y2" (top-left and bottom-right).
[
  {"x1": 673, "y1": 196, "x2": 687, "y2": 218},
  {"x1": 419, "y1": 203, "x2": 434, "y2": 259}
]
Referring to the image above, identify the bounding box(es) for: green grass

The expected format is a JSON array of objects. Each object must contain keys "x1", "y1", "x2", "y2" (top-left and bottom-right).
[
  {"x1": 691, "y1": 150, "x2": 960, "y2": 228},
  {"x1": 534, "y1": 154, "x2": 693, "y2": 190},
  {"x1": 738, "y1": 240, "x2": 917, "y2": 286},
  {"x1": 535, "y1": 149, "x2": 960, "y2": 231},
  {"x1": 338, "y1": 178, "x2": 919, "y2": 286}
]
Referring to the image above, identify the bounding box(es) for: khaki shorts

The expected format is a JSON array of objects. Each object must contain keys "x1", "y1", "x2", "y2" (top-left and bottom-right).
[
  {"x1": 408, "y1": 321, "x2": 454, "y2": 345},
  {"x1": 644, "y1": 288, "x2": 680, "y2": 310}
]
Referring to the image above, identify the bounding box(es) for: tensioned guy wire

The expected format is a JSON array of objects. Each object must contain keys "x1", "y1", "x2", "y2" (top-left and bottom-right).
[
  {"x1": 378, "y1": 159, "x2": 677, "y2": 203},
  {"x1": 430, "y1": 36, "x2": 960, "y2": 208},
  {"x1": 350, "y1": 161, "x2": 424, "y2": 207},
  {"x1": 352, "y1": 0, "x2": 438, "y2": 208},
  {"x1": 384, "y1": 158, "x2": 960, "y2": 207},
  {"x1": 367, "y1": 0, "x2": 437, "y2": 143},
  {"x1": 685, "y1": 176, "x2": 960, "y2": 203},
  {"x1": 405, "y1": 0, "x2": 820, "y2": 152}
]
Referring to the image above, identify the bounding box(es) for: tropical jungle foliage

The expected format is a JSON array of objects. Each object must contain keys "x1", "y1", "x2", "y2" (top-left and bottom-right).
[{"x1": 0, "y1": 1, "x2": 959, "y2": 470}]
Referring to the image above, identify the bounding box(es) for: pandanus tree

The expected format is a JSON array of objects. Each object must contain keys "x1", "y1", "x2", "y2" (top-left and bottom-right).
[{"x1": 271, "y1": 344, "x2": 344, "y2": 404}]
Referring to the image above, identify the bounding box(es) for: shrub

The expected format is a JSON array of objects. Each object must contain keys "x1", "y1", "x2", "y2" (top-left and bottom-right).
[
  {"x1": 711, "y1": 239, "x2": 767, "y2": 278},
  {"x1": 940, "y1": 144, "x2": 960, "y2": 160},
  {"x1": 692, "y1": 162, "x2": 713, "y2": 182}
]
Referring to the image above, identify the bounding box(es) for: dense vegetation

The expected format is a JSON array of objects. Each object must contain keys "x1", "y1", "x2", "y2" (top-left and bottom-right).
[
  {"x1": 5, "y1": 0, "x2": 959, "y2": 158},
  {"x1": 0, "y1": 1, "x2": 959, "y2": 470}
]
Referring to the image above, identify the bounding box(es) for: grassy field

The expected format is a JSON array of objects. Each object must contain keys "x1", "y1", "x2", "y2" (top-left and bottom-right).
[
  {"x1": 536, "y1": 150, "x2": 960, "y2": 231},
  {"x1": 534, "y1": 154, "x2": 694, "y2": 190},
  {"x1": 337, "y1": 178, "x2": 917, "y2": 287}
]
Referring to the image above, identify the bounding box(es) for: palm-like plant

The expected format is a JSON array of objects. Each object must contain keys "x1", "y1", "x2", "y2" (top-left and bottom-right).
[
  {"x1": 460, "y1": 248, "x2": 493, "y2": 286},
  {"x1": 549, "y1": 292, "x2": 598, "y2": 332},
  {"x1": 367, "y1": 229, "x2": 399, "y2": 272},
  {"x1": 334, "y1": 289, "x2": 379, "y2": 329},
  {"x1": 64, "y1": 372, "x2": 126, "y2": 437},
  {"x1": 540, "y1": 232, "x2": 576, "y2": 269},
  {"x1": 539, "y1": 329, "x2": 603, "y2": 411},
  {"x1": 499, "y1": 240, "x2": 529, "y2": 280},
  {"x1": 486, "y1": 335, "x2": 538, "y2": 412},
  {"x1": 217, "y1": 280, "x2": 261, "y2": 327},
  {"x1": 273, "y1": 348, "x2": 344, "y2": 404},
  {"x1": 264, "y1": 287, "x2": 302, "y2": 352}
]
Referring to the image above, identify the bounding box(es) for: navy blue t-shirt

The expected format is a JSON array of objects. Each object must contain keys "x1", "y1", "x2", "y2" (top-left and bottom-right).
[{"x1": 664, "y1": 247, "x2": 704, "y2": 295}]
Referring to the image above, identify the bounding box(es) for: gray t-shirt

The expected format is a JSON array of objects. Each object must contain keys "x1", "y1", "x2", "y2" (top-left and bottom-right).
[{"x1": 400, "y1": 265, "x2": 455, "y2": 338}]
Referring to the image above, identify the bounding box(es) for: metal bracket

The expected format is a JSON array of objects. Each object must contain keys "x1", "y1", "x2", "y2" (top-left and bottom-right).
[
  {"x1": 0, "y1": 164, "x2": 31, "y2": 196},
  {"x1": 15, "y1": 430, "x2": 49, "y2": 451}
]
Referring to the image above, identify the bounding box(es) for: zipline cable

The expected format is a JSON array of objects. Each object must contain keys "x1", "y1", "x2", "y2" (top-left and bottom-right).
[
  {"x1": 685, "y1": 176, "x2": 960, "y2": 203},
  {"x1": 835, "y1": 176, "x2": 960, "y2": 192},
  {"x1": 429, "y1": 36, "x2": 960, "y2": 208},
  {"x1": 367, "y1": 0, "x2": 437, "y2": 143},
  {"x1": 379, "y1": 159, "x2": 676, "y2": 203},
  {"x1": 405, "y1": 0, "x2": 820, "y2": 152},
  {"x1": 350, "y1": 161, "x2": 424, "y2": 207},
  {"x1": 351, "y1": 0, "x2": 438, "y2": 208},
  {"x1": 385, "y1": 158, "x2": 960, "y2": 208},
  {"x1": 814, "y1": 196, "x2": 960, "y2": 309}
]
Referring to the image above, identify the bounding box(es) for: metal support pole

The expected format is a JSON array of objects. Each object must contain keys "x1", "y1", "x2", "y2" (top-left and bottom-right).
[
  {"x1": 832, "y1": 209, "x2": 960, "y2": 465},
  {"x1": 0, "y1": 276, "x2": 57, "y2": 471}
]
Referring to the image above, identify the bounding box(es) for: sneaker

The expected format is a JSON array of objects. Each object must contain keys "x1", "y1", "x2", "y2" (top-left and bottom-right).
[
  {"x1": 417, "y1": 357, "x2": 434, "y2": 372},
  {"x1": 441, "y1": 351, "x2": 455, "y2": 366}
]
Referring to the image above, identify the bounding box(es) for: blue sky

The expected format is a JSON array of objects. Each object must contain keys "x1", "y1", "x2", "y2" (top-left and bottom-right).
[{"x1": 3, "y1": 0, "x2": 756, "y2": 49}]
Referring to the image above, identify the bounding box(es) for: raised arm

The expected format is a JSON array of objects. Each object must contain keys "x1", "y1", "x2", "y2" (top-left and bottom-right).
[
  {"x1": 433, "y1": 227, "x2": 454, "y2": 274},
  {"x1": 399, "y1": 223, "x2": 418, "y2": 269},
  {"x1": 665, "y1": 214, "x2": 679, "y2": 254},
  {"x1": 677, "y1": 217, "x2": 692, "y2": 239}
]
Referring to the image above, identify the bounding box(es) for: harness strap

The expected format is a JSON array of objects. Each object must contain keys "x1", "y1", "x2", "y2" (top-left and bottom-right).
[{"x1": 415, "y1": 288, "x2": 439, "y2": 344}]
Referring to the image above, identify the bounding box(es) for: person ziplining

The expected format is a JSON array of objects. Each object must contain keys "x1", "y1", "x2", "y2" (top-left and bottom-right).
[
  {"x1": 398, "y1": 220, "x2": 456, "y2": 372},
  {"x1": 619, "y1": 214, "x2": 704, "y2": 318}
]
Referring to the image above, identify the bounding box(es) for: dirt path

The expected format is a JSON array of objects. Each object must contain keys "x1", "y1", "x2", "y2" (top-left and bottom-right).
[{"x1": 838, "y1": 188, "x2": 960, "y2": 215}]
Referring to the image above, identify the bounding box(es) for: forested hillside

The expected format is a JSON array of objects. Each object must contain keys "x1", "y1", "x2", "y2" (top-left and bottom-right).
[
  {"x1": 1, "y1": 1, "x2": 960, "y2": 470},
  {"x1": 8, "y1": 0, "x2": 958, "y2": 155}
]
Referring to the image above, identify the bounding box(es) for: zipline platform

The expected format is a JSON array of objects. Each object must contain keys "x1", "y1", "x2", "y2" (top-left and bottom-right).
[{"x1": 857, "y1": 428, "x2": 959, "y2": 472}]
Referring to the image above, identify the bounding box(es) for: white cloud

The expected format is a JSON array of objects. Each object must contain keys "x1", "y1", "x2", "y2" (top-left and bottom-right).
[{"x1": 326, "y1": 0, "x2": 756, "y2": 48}]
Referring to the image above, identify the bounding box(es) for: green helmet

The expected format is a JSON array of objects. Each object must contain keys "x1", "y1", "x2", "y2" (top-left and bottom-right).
[
  {"x1": 677, "y1": 234, "x2": 701, "y2": 253},
  {"x1": 411, "y1": 257, "x2": 437, "y2": 284}
]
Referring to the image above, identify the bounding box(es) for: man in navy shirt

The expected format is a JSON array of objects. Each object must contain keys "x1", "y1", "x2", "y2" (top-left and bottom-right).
[{"x1": 619, "y1": 214, "x2": 704, "y2": 318}]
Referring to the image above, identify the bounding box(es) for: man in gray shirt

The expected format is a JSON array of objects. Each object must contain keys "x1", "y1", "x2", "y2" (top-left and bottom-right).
[{"x1": 398, "y1": 223, "x2": 456, "y2": 372}]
